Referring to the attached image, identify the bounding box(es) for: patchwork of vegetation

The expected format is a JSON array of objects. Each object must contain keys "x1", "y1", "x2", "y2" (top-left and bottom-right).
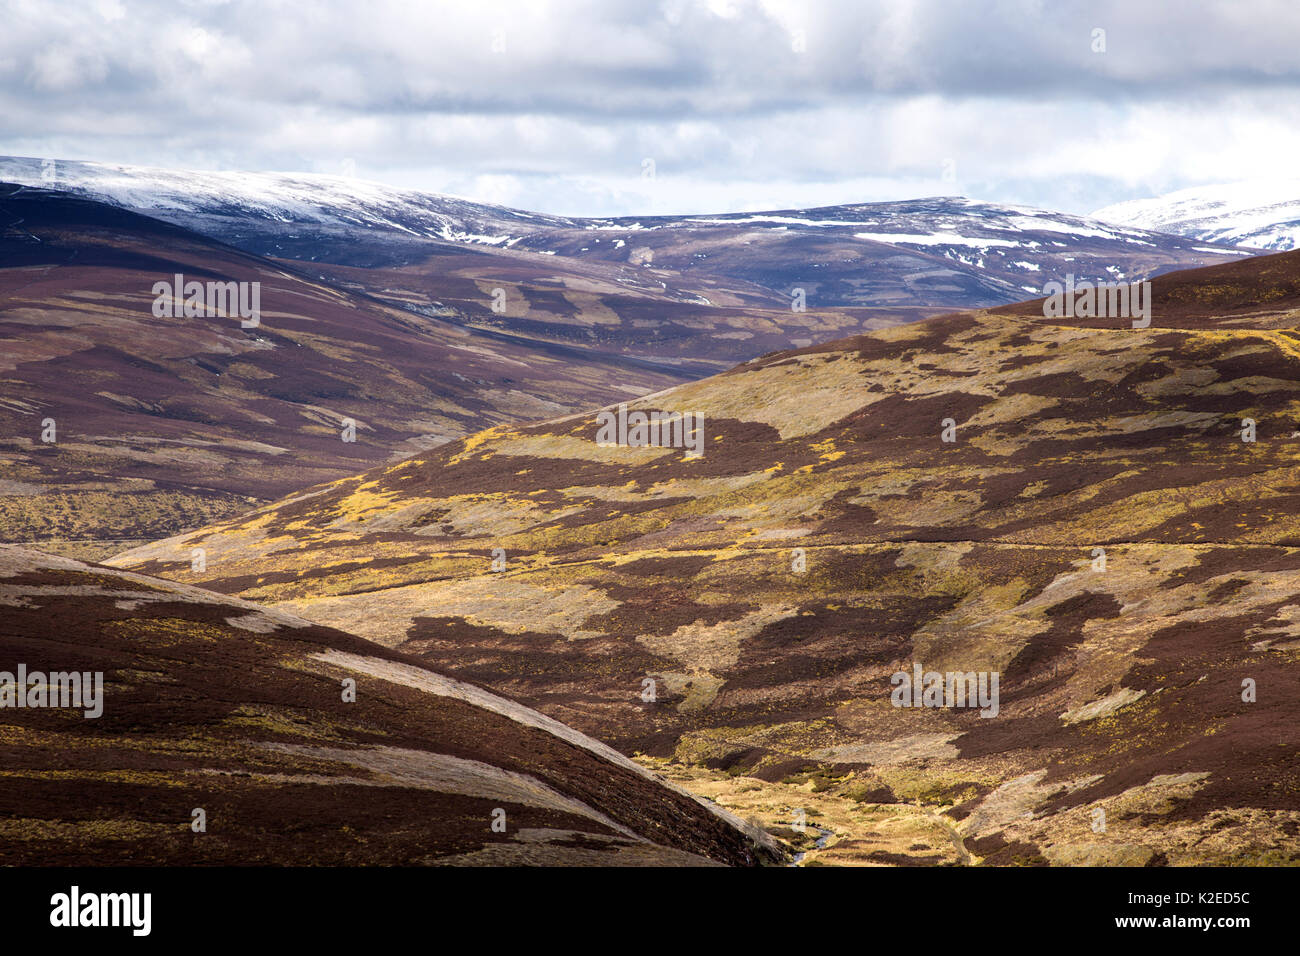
[{"x1": 113, "y1": 251, "x2": 1300, "y2": 865}]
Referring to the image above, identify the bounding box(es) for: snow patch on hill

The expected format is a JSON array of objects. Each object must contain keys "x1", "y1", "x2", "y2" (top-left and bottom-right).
[{"x1": 1094, "y1": 180, "x2": 1300, "y2": 251}]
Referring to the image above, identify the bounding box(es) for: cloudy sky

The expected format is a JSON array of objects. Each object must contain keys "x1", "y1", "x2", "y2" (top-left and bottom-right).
[{"x1": 2, "y1": 0, "x2": 1298, "y2": 217}]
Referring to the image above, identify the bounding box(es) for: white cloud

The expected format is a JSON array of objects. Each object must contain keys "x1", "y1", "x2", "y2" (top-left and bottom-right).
[{"x1": 0, "y1": 0, "x2": 1297, "y2": 215}]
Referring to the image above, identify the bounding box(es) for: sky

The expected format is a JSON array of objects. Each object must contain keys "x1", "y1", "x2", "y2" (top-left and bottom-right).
[{"x1": 2, "y1": 0, "x2": 1299, "y2": 218}]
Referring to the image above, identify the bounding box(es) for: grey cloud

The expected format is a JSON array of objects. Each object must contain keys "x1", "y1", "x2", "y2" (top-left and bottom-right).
[{"x1": 0, "y1": 0, "x2": 1297, "y2": 216}]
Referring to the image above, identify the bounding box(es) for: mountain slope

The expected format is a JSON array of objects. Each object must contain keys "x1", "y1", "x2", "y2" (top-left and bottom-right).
[
  {"x1": 1, "y1": 157, "x2": 1254, "y2": 314},
  {"x1": 0, "y1": 183, "x2": 684, "y2": 554},
  {"x1": 496, "y1": 197, "x2": 1255, "y2": 311},
  {"x1": 112, "y1": 249, "x2": 1300, "y2": 865},
  {"x1": 0, "y1": 545, "x2": 774, "y2": 866},
  {"x1": 1095, "y1": 180, "x2": 1300, "y2": 252},
  {"x1": 298, "y1": 247, "x2": 914, "y2": 375}
]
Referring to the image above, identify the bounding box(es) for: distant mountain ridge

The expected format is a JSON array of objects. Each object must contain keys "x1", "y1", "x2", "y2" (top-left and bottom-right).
[
  {"x1": 0, "y1": 156, "x2": 1255, "y2": 312},
  {"x1": 1094, "y1": 179, "x2": 1300, "y2": 251}
]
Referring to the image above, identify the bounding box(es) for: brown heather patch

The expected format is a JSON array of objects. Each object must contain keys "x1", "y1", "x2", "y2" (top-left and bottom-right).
[{"x1": 0, "y1": 546, "x2": 776, "y2": 866}]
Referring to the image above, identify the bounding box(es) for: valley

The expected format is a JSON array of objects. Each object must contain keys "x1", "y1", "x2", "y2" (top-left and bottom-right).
[
  {"x1": 0, "y1": 183, "x2": 687, "y2": 554},
  {"x1": 106, "y1": 246, "x2": 1300, "y2": 866},
  {"x1": 5, "y1": 160, "x2": 1300, "y2": 868}
]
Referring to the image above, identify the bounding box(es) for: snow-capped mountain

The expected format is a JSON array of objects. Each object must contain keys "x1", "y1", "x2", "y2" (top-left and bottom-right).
[
  {"x1": 0, "y1": 156, "x2": 1255, "y2": 310},
  {"x1": 523, "y1": 197, "x2": 1255, "y2": 308},
  {"x1": 1094, "y1": 180, "x2": 1300, "y2": 252},
  {"x1": 0, "y1": 155, "x2": 579, "y2": 264}
]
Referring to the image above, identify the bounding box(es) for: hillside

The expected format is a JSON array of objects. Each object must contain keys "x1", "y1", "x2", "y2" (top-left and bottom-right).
[
  {"x1": 0, "y1": 545, "x2": 774, "y2": 866},
  {"x1": 0, "y1": 183, "x2": 686, "y2": 554},
  {"x1": 297, "y1": 251, "x2": 914, "y2": 375},
  {"x1": 111, "y1": 248, "x2": 1300, "y2": 865}
]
